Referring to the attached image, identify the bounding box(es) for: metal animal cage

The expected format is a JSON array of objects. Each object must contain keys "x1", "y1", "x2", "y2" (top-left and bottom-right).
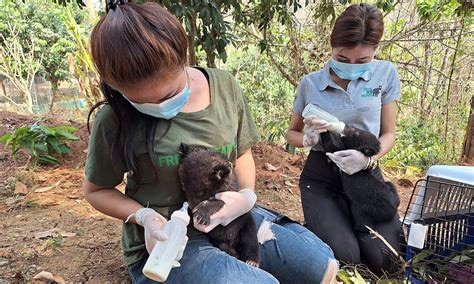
[{"x1": 402, "y1": 165, "x2": 474, "y2": 283}]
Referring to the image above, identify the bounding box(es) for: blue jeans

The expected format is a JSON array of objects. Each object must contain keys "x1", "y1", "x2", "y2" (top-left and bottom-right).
[{"x1": 129, "y1": 207, "x2": 337, "y2": 284}]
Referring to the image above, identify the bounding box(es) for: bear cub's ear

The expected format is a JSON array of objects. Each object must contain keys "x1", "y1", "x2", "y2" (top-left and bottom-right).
[
  {"x1": 211, "y1": 164, "x2": 231, "y2": 183},
  {"x1": 179, "y1": 143, "x2": 190, "y2": 157},
  {"x1": 179, "y1": 143, "x2": 205, "y2": 157}
]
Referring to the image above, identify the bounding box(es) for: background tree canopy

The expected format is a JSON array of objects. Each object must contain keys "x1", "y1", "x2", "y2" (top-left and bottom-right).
[{"x1": 0, "y1": 0, "x2": 472, "y2": 174}]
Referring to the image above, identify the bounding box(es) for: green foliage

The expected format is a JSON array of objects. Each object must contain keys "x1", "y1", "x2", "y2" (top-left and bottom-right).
[
  {"x1": 0, "y1": 123, "x2": 79, "y2": 166},
  {"x1": 337, "y1": 268, "x2": 367, "y2": 284},
  {"x1": 377, "y1": 0, "x2": 471, "y2": 171},
  {"x1": 147, "y1": 0, "x2": 240, "y2": 66},
  {"x1": 61, "y1": 3, "x2": 100, "y2": 106},
  {"x1": 44, "y1": 235, "x2": 64, "y2": 248},
  {"x1": 416, "y1": 0, "x2": 462, "y2": 21},
  {"x1": 224, "y1": 46, "x2": 294, "y2": 143},
  {"x1": 228, "y1": 1, "x2": 470, "y2": 168},
  {"x1": 376, "y1": 0, "x2": 397, "y2": 13},
  {"x1": 411, "y1": 249, "x2": 474, "y2": 282},
  {"x1": 382, "y1": 118, "x2": 446, "y2": 174},
  {"x1": 146, "y1": 0, "x2": 308, "y2": 67},
  {"x1": 0, "y1": 1, "x2": 76, "y2": 87}
]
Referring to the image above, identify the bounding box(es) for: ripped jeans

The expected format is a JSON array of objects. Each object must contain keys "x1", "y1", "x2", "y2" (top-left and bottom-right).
[{"x1": 128, "y1": 206, "x2": 337, "y2": 284}]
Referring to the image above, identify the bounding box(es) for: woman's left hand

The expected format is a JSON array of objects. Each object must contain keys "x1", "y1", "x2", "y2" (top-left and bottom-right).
[
  {"x1": 326, "y1": 149, "x2": 369, "y2": 175},
  {"x1": 193, "y1": 189, "x2": 256, "y2": 233}
]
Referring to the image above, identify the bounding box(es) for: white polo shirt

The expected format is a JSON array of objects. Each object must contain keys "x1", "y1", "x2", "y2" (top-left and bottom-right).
[{"x1": 292, "y1": 59, "x2": 401, "y2": 144}]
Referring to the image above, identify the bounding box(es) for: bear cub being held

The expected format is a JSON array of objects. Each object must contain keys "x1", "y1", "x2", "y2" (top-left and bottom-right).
[
  {"x1": 320, "y1": 125, "x2": 400, "y2": 232},
  {"x1": 178, "y1": 144, "x2": 260, "y2": 267}
]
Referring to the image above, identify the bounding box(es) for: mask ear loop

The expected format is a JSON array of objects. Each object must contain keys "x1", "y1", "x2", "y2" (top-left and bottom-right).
[{"x1": 183, "y1": 67, "x2": 190, "y2": 91}]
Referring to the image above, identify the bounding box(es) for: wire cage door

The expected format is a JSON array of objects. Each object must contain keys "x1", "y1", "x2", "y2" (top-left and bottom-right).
[{"x1": 402, "y1": 175, "x2": 474, "y2": 283}]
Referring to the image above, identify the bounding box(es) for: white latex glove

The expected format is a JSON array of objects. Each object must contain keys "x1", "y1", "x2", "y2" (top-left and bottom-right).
[
  {"x1": 193, "y1": 189, "x2": 256, "y2": 233},
  {"x1": 134, "y1": 208, "x2": 188, "y2": 267},
  {"x1": 326, "y1": 149, "x2": 369, "y2": 175},
  {"x1": 303, "y1": 116, "x2": 332, "y2": 133},
  {"x1": 303, "y1": 129, "x2": 320, "y2": 148}
]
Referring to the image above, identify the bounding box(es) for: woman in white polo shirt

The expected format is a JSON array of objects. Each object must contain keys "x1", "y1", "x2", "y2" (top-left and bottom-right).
[{"x1": 287, "y1": 3, "x2": 402, "y2": 274}]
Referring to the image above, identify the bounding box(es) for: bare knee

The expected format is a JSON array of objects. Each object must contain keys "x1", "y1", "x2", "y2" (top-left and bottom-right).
[
  {"x1": 257, "y1": 219, "x2": 275, "y2": 244},
  {"x1": 322, "y1": 259, "x2": 339, "y2": 284}
]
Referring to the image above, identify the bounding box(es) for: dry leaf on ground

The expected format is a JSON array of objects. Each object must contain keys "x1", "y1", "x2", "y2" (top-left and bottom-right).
[
  {"x1": 34, "y1": 228, "x2": 77, "y2": 239},
  {"x1": 397, "y1": 178, "x2": 414, "y2": 188},
  {"x1": 14, "y1": 181, "x2": 28, "y2": 195},
  {"x1": 34, "y1": 186, "x2": 55, "y2": 193},
  {"x1": 33, "y1": 271, "x2": 65, "y2": 284},
  {"x1": 264, "y1": 163, "x2": 278, "y2": 171}
]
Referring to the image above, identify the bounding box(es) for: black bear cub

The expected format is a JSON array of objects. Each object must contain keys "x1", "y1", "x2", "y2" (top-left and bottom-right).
[
  {"x1": 320, "y1": 126, "x2": 400, "y2": 232},
  {"x1": 178, "y1": 144, "x2": 260, "y2": 267}
]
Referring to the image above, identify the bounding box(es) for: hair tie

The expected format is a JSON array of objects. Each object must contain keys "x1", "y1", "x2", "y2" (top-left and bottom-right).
[{"x1": 106, "y1": 0, "x2": 127, "y2": 13}]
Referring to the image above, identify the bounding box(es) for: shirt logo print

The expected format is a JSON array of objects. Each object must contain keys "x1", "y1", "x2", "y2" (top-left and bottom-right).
[
  {"x1": 155, "y1": 143, "x2": 236, "y2": 167},
  {"x1": 372, "y1": 85, "x2": 382, "y2": 97},
  {"x1": 361, "y1": 85, "x2": 383, "y2": 98}
]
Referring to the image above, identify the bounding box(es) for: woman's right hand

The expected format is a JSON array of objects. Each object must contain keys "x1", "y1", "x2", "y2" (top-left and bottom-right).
[
  {"x1": 303, "y1": 129, "x2": 320, "y2": 148},
  {"x1": 134, "y1": 208, "x2": 169, "y2": 253},
  {"x1": 134, "y1": 208, "x2": 188, "y2": 267},
  {"x1": 301, "y1": 116, "x2": 331, "y2": 147},
  {"x1": 302, "y1": 116, "x2": 332, "y2": 133}
]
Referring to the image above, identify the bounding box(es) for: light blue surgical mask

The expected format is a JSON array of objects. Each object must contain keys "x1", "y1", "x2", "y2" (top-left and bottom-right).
[
  {"x1": 124, "y1": 69, "x2": 191, "y2": 120},
  {"x1": 329, "y1": 58, "x2": 373, "y2": 81}
]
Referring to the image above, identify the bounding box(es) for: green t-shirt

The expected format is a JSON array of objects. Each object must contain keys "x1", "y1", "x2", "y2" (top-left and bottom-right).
[{"x1": 85, "y1": 67, "x2": 259, "y2": 265}]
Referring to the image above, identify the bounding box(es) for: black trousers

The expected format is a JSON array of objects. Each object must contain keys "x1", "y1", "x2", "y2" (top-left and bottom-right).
[{"x1": 299, "y1": 150, "x2": 402, "y2": 274}]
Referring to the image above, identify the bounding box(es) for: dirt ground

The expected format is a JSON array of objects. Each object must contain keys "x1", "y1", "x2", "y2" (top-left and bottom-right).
[{"x1": 0, "y1": 111, "x2": 419, "y2": 283}]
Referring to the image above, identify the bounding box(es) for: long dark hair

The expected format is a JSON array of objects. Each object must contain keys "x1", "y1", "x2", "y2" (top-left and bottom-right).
[
  {"x1": 330, "y1": 3, "x2": 384, "y2": 48},
  {"x1": 87, "y1": 2, "x2": 187, "y2": 189}
]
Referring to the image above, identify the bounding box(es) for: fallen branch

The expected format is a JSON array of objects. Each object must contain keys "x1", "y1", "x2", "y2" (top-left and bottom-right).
[{"x1": 366, "y1": 225, "x2": 404, "y2": 262}]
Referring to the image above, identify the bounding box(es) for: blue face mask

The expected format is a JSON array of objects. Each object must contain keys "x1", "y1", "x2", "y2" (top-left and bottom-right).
[
  {"x1": 124, "y1": 69, "x2": 191, "y2": 120},
  {"x1": 329, "y1": 58, "x2": 373, "y2": 81}
]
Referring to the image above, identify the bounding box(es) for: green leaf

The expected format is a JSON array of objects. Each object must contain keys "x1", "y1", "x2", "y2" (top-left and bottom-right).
[
  {"x1": 0, "y1": 133, "x2": 13, "y2": 143},
  {"x1": 39, "y1": 154, "x2": 59, "y2": 165},
  {"x1": 36, "y1": 125, "x2": 56, "y2": 135},
  {"x1": 411, "y1": 249, "x2": 434, "y2": 264},
  {"x1": 336, "y1": 270, "x2": 353, "y2": 284},
  {"x1": 55, "y1": 129, "x2": 79, "y2": 141},
  {"x1": 449, "y1": 253, "x2": 471, "y2": 263},
  {"x1": 351, "y1": 269, "x2": 367, "y2": 284},
  {"x1": 24, "y1": 141, "x2": 36, "y2": 157},
  {"x1": 53, "y1": 125, "x2": 77, "y2": 133},
  {"x1": 34, "y1": 143, "x2": 49, "y2": 153},
  {"x1": 57, "y1": 144, "x2": 71, "y2": 155},
  {"x1": 46, "y1": 137, "x2": 61, "y2": 152}
]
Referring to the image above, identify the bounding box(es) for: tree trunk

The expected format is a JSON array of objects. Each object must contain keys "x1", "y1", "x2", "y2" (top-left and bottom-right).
[
  {"x1": 444, "y1": 15, "x2": 465, "y2": 152},
  {"x1": 1, "y1": 80, "x2": 7, "y2": 99},
  {"x1": 429, "y1": 47, "x2": 450, "y2": 114},
  {"x1": 462, "y1": 96, "x2": 474, "y2": 164},
  {"x1": 420, "y1": 42, "x2": 431, "y2": 118},
  {"x1": 187, "y1": 11, "x2": 198, "y2": 66},
  {"x1": 49, "y1": 82, "x2": 59, "y2": 113},
  {"x1": 206, "y1": 49, "x2": 216, "y2": 68},
  {"x1": 24, "y1": 89, "x2": 34, "y2": 113}
]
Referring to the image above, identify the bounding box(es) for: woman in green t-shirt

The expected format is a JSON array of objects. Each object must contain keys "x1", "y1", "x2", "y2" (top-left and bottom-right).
[{"x1": 84, "y1": 1, "x2": 337, "y2": 283}]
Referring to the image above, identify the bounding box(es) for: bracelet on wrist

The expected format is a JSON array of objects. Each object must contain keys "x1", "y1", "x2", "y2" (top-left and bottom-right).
[
  {"x1": 365, "y1": 156, "x2": 372, "y2": 170},
  {"x1": 368, "y1": 156, "x2": 378, "y2": 170}
]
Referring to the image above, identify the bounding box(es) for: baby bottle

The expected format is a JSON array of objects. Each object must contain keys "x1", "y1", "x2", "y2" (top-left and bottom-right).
[
  {"x1": 302, "y1": 103, "x2": 345, "y2": 133},
  {"x1": 142, "y1": 202, "x2": 190, "y2": 282}
]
